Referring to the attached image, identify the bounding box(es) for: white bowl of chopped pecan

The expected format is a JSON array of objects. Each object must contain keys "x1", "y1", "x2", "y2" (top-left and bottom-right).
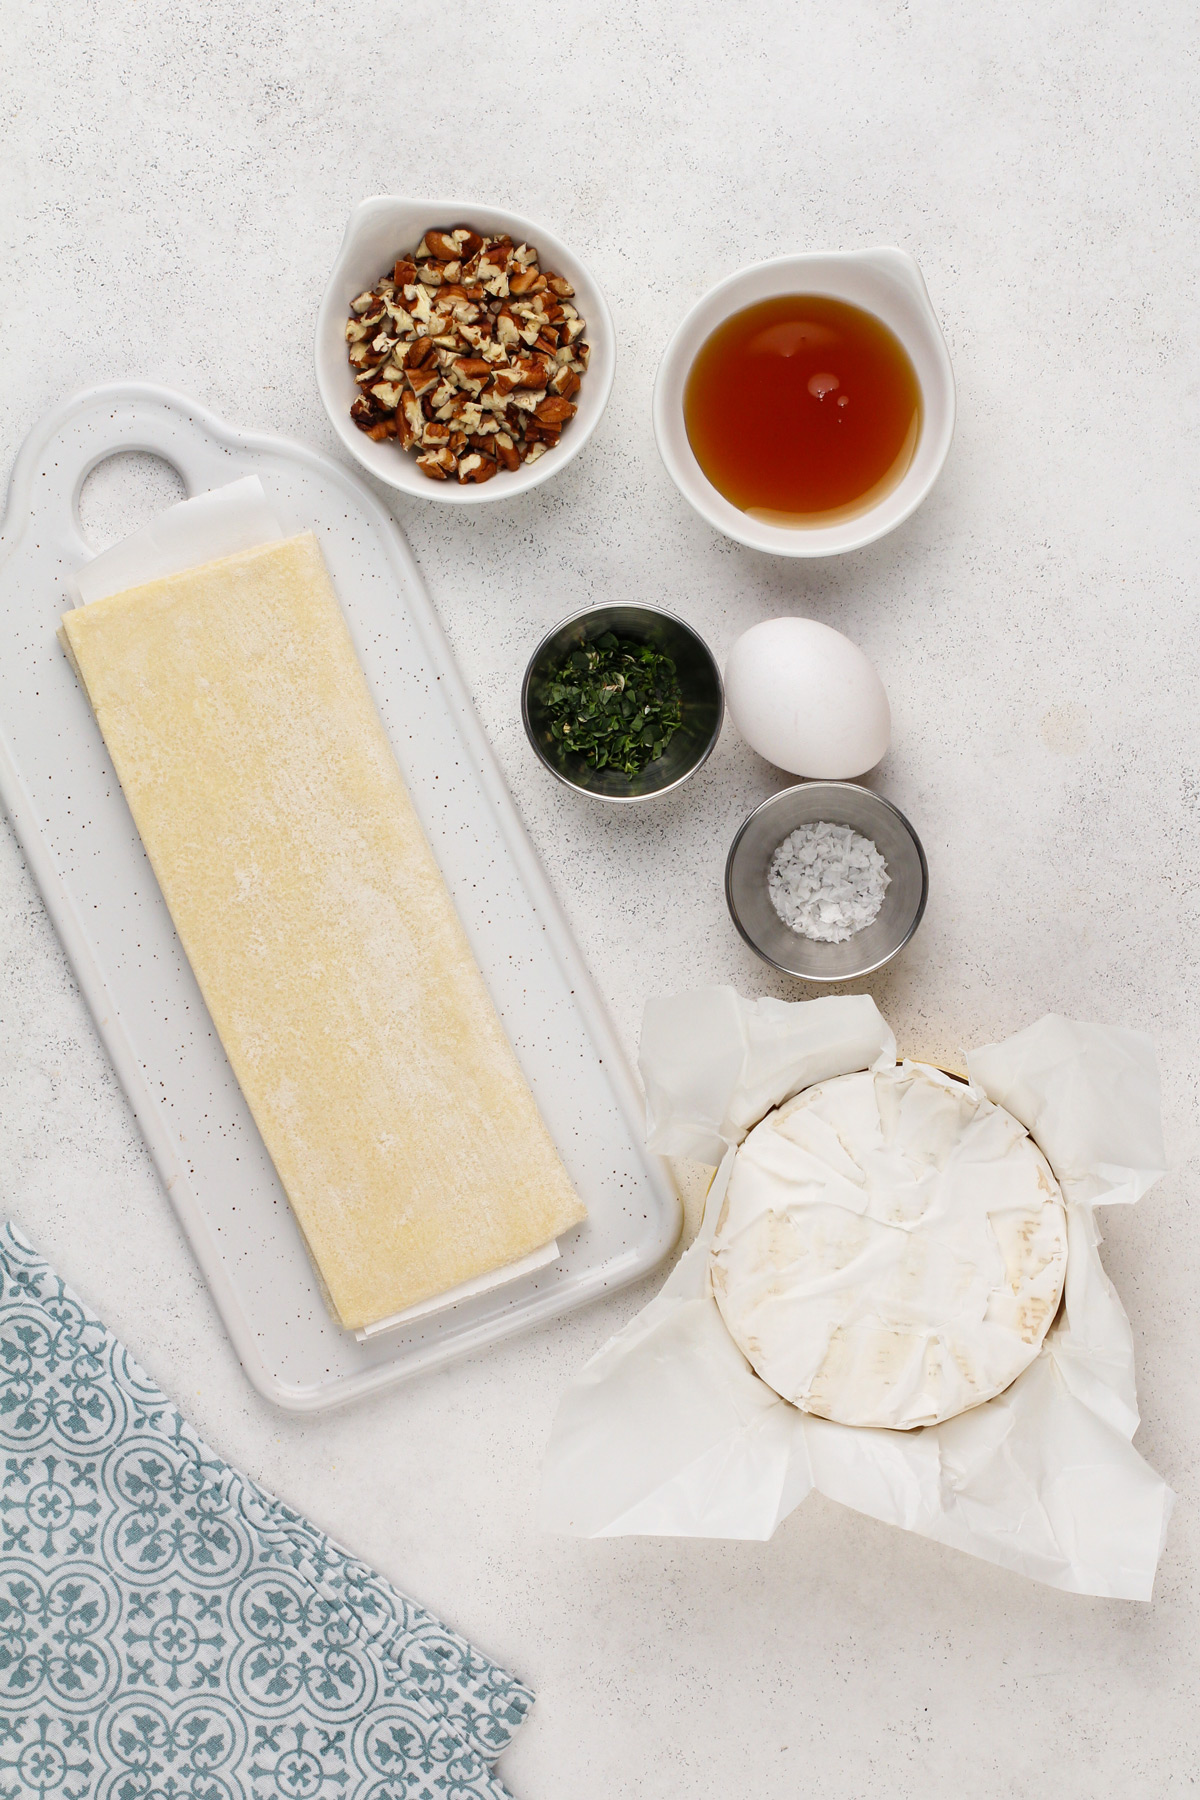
[
  {"x1": 652, "y1": 247, "x2": 955, "y2": 556},
  {"x1": 316, "y1": 198, "x2": 615, "y2": 501}
]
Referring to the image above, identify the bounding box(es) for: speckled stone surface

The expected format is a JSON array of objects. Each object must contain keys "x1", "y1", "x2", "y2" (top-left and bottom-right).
[{"x1": 2, "y1": 5, "x2": 1198, "y2": 1796}]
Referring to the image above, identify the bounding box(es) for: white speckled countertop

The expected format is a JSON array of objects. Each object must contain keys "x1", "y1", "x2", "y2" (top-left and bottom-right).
[{"x1": 3, "y1": 4, "x2": 1199, "y2": 1794}]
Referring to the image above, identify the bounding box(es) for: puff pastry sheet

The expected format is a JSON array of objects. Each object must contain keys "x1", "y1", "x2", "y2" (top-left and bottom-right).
[{"x1": 62, "y1": 533, "x2": 585, "y2": 1329}]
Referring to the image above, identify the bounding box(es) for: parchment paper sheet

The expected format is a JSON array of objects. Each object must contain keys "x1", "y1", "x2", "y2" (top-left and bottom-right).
[{"x1": 541, "y1": 989, "x2": 1172, "y2": 1599}]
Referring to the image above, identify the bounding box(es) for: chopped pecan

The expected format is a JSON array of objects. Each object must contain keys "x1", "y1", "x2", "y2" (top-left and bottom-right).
[
  {"x1": 458, "y1": 453, "x2": 497, "y2": 483},
  {"x1": 494, "y1": 431, "x2": 521, "y2": 472},
  {"x1": 345, "y1": 225, "x2": 588, "y2": 479},
  {"x1": 424, "y1": 229, "x2": 460, "y2": 261},
  {"x1": 534, "y1": 396, "x2": 577, "y2": 426},
  {"x1": 400, "y1": 392, "x2": 424, "y2": 445},
  {"x1": 512, "y1": 356, "x2": 548, "y2": 389},
  {"x1": 416, "y1": 447, "x2": 458, "y2": 479}
]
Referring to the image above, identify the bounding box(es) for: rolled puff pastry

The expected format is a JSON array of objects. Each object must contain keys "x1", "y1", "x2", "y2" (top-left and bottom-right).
[{"x1": 61, "y1": 532, "x2": 585, "y2": 1329}]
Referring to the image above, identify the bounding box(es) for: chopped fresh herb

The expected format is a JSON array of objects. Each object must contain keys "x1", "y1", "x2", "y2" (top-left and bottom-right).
[{"x1": 543, "y1": 631, "x2": 685, "y2": 776}]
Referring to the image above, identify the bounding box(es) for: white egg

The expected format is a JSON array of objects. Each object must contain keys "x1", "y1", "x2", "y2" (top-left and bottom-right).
[{"x1": 724, "y1": 617, "x2": 890, "y2": 778}]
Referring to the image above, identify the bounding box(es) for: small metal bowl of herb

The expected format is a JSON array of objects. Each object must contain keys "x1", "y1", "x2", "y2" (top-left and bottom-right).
[{"x1": 522, "y1": 605, "x2": 724, "y2": 802}]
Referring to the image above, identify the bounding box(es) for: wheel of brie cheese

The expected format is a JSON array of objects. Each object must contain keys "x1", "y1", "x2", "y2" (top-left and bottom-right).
[{"x1": 709, "y1": 1062, "x2": 1069, "y2": 1430}]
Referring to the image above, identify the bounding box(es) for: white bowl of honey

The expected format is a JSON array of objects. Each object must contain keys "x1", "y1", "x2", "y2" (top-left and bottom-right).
[{"x1": 653, "y1": 247, "x2": 955, "y2": 556}]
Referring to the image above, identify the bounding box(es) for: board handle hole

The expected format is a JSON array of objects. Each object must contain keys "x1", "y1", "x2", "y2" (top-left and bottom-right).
[{"x1": 77, "y1": 451, "x2": 188, "y2": 553}]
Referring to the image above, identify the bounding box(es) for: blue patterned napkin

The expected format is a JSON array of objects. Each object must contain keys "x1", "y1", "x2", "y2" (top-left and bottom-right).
[{"x1": 0, "y1": 1222, "x2": 533, "y2": 1799}]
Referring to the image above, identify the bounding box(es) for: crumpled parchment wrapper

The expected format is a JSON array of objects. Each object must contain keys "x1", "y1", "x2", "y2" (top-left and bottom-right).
[{"x1": 540, "y1": 988, "x2": 1173, "y2": 1600}]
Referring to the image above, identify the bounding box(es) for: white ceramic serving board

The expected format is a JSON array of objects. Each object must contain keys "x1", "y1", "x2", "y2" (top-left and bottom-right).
[{"x1": 0, "y1": 383, "x2": 680, "y2": 1412}]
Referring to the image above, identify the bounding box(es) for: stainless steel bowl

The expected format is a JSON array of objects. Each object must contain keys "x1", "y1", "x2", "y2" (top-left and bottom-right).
[
  {"x1": 521, "y1": 605, "x2": 724, "y2": 803},
  {"x1": 726, "y1": 781, "x2": 928, "y2": 981}
]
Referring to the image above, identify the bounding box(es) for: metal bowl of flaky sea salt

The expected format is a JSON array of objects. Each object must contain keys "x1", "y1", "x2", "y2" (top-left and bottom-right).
[{"x1": 725, "y1": 781, "x2": 928, "y2": 981}]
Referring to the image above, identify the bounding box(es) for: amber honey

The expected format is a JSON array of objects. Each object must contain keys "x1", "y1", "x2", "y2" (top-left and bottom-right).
[{"x1": 683, "y1": 294, "x2": 922, "y2": 525}]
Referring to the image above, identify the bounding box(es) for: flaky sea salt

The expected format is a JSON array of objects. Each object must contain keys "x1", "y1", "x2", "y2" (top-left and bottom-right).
[{"x1": 767, "y1": 820, "x2": 890, "y2": 943}]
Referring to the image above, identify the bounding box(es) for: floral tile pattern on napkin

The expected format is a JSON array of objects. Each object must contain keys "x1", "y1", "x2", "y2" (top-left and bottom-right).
[{"x1": 0, "y1": 1219, "x2": 533, "y2": 1800}]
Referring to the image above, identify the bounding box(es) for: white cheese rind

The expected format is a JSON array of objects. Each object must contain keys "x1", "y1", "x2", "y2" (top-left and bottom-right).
[{"x1": 709, "y1": 1062, "x2": 1068, "y2": 1429}]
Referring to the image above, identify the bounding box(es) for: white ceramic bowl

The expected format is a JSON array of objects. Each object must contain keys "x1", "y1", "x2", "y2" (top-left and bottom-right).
[
  {"x1": 315, "y1": 197, "x2": 615, "y2": 504},
  {"x1": 652, "y1": 247, "x2": 955, "y2": 556}
]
